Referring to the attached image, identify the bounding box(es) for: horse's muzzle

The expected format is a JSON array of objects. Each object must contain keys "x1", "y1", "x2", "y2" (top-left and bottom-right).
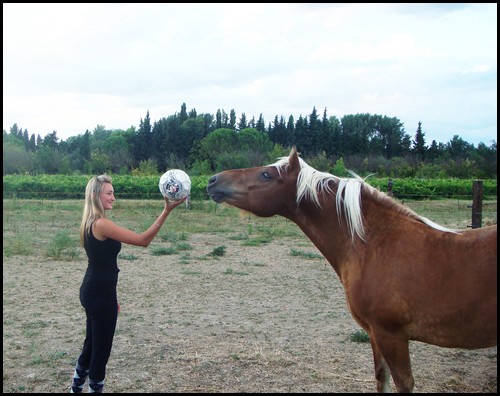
[{"x1": 207, "y1": 174, "x2": 227, "y2": 203}]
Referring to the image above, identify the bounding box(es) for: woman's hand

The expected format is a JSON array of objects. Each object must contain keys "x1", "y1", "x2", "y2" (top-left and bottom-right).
[{"x1": 164, "y1": 196, "x2": 188, "y2": 212}]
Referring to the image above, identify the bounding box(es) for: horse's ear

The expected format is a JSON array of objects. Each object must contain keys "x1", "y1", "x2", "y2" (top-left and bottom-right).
[{"x1": 289, "y1": 145, "x2": 300, "y2": 172}]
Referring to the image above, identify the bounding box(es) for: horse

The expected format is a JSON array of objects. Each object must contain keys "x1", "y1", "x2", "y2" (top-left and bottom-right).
[{"x1": 207, "y1": 145, "x2": 497, "y2": 392}]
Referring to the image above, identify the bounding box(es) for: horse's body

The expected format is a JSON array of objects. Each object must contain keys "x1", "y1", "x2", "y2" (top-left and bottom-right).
[{"x1": 207, "y1": 146, "x2": 497, "y2": 392}]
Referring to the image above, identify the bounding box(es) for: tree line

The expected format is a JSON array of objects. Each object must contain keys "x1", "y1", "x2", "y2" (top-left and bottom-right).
[{"x1": 3, "y1": 102, "x2": 497, "y2": 178}]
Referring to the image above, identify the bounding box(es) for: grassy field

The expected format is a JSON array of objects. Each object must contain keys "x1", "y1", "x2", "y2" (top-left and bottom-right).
[
  {"x1": 3, "y1": 197, "x2": 497, "y2": 260},
  {"x1": 2, "y1": 199, "x2": 304, "y2": 260},
  {"x1": 3, "y1": 197, "x2": 497, "y2": 393}
]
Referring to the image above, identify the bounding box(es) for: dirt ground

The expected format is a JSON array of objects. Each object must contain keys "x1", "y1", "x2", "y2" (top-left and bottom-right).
[{"x1": 3, "y1": 228, "x2": 497, "y2": 393}]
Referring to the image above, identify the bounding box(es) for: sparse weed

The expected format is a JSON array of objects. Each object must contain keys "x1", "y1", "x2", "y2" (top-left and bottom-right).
[
  {"x1": 208, "y1": 245, "x2": 226, "y2": 257},
  {"x1": 46, "y1": 231, "x2": 79, "y2": 260},
  {"x1": 290, "y1": 249, "x2": 323, "y2": 259},
  {"x1": 350, "y1": 329, "x2": 370, "y2": 343},
  {"x1": 119, "y1": 253, "x2": 139, "y2": 260},
  {"x1": 151, "y1": 246, "x2": 177, "y2": 256}
]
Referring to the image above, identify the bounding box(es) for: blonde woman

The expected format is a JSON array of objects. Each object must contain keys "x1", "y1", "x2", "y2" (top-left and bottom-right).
[{"x1": 70, "y1": 174, "x2": 186, "y2": 393}]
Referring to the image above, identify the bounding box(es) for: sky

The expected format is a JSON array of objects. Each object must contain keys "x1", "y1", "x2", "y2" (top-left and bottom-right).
[{"x1": 3, "y1": 3, "x2": 497, "y2": 147}]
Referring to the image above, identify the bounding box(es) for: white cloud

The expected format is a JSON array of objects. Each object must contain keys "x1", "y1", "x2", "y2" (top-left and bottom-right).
[{"x1": 3, "y1": 3, "x2": 497, "y2": 146}]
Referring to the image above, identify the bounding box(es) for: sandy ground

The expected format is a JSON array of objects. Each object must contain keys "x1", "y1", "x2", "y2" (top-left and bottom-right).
[{"x1": 3, "y1": 230, "x2": 497, "y2": 393}]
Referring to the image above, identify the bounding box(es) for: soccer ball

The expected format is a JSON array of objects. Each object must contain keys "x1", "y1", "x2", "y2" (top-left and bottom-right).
[{"x1": 158, "y1": 169, "x2": 191, "y2": 201}]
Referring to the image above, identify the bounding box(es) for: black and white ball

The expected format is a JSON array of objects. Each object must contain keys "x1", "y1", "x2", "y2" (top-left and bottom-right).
[{"x1": 159, "y1": 169, "x2": 191, "y2": 201}]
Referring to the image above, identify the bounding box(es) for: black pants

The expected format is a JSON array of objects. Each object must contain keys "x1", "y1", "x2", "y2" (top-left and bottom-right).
[{"x1": 77, "y1": 289, "x2": 118, "y2": 381}]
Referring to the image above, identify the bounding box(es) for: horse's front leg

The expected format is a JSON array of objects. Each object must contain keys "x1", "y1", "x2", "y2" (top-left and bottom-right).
[
  {"x1": 369, "y1": 335, "x2": 391, "y2": 392},
  {"x1": 372, "y1": 330, "x2": 414, "y2": 393}
]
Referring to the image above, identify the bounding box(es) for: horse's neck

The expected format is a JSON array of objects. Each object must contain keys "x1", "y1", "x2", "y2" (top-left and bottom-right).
[
  {"x1": 289, "y1": 189, "x2": 400, "y2": 280},
  {"x1": 289, "y1": 199, "x2": 359, "y2": 280}
]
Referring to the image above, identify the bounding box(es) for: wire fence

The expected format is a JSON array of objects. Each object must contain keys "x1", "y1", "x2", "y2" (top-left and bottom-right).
[
  {"x1": 2, "y1": 191, "x2": 497, "y2": 230},
  {"x1": 396, "y1": 196, "x2": 497, "y2": 229}
]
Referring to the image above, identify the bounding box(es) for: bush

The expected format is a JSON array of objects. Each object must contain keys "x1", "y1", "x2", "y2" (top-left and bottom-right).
[
  {"x1": 2, "y1": 174, "x2": 212, "y2": 200},
  {"x1": 3, "y1": 174, "x2": 497, "y2": 201}
]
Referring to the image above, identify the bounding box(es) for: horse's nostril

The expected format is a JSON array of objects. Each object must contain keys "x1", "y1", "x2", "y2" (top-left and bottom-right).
[{"x1": 208, "y1": 175, "x2": 217, "y2": 184}]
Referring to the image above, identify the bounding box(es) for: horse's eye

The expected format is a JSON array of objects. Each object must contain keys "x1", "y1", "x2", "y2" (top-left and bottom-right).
[{"x1": 262, "y1": 171, "x2": 271, "y2": 180}]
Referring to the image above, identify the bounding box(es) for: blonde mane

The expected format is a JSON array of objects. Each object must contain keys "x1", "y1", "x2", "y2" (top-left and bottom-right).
[{"x1": 271, "y1": 156, "x2": 457, "y2": 242}]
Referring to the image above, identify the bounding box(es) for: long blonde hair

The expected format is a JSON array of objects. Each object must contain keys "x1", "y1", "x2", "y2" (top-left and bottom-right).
[{"x1": 79, "y1": 175, "x2": 112, "y2": 246}]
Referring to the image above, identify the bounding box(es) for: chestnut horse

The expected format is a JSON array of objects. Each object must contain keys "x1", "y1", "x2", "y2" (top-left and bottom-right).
[{"x1": 207, "y1": 146, "x2": 497, "y2": 392}]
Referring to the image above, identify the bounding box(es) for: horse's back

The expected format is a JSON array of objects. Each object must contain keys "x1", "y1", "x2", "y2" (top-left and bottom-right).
[
  {"x1": 356, "y1": 223, "x2": 497, "y2": 349},
  {"x1": 418, "y1": 224, "x2": 497, "y2": 348},
  {"x1": 459, "y1": 224, "x2": 497, "y2": 271}
]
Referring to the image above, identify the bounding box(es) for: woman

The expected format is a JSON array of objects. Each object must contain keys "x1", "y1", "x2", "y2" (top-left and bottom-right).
[{"x1": 70, "y1": 174, "x2": 186, "y2": 393}]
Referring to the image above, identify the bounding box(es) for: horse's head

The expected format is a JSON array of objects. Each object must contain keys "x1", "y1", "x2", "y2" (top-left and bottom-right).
[{"x1": 207, "y1": 146, "x2": 301, "y2": 217}]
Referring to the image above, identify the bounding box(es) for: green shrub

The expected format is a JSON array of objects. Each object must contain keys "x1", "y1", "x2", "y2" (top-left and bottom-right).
[
  {"x1": 46, "y1": 231, "x2": 79, "y2": 260},
  {"x1": 3, "y1": 174, "x2": 497, "y2": 201},
  {"x1": 208, "y1": 245, "x2": 226, "y2": 257},
  {"x1": 350, "y1": 329, "x2": 370, "y2": 343}
]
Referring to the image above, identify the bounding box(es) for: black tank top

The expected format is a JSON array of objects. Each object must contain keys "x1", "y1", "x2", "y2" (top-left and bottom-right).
[{"x1": 81, "y1": 222, "x2": 122, "y2": 296}]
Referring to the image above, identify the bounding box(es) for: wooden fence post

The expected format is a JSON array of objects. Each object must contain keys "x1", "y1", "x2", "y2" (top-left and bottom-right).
[
  {"x1": 471, "y1": 180, "x2": 483, "y2": 229},
  {"x1": 387, "y1": 179, "x2": 393, "y2": 197}
]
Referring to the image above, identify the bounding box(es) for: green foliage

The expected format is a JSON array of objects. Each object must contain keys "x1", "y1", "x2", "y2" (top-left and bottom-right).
[
  {"x1": 3, "y1": 234, "x2": 35, "y2": 257},
  {"x1": 200, "y1": 128, "x2": 238, "y2": 158},
  {"x1": 332, "y1": 157, "x2": 347, "y2": 177},
  {"x1": 151, "y1": 246, "x2": 177, "y2": 256},
  {"x1": 307, "y1": 151, "x2": 330, "y2": 172},
  {"x1": 290, "y1": 249, "x2": 323, "y2": 259},
  {"x1": 265, "y1": 143, "x2": 290, "y2": 163},
  {"x1": 197, "y1": 127, "x2": 273, "y2": 171},
  {"x1": 131, "y1": 159, "x2": 158, "y2": 176},
  {"x1": 350, "y1": 329, "x2": 370, "y2": 343},
  {"x1": 367, "y1": 178, "x2": 497, "y2": 200},
  {"x1": 174, "y1": 242, "x2": 193, "y2": 251},
  {"x1": 88, "y1": 149, "x2": 110, "y2": 175},
  {"x1": 2, "y1": 174, "x2": 212, "y2": 200},
  {"x1": 208, "y1": 245, "x2": 226, "y2": 257},
  {"x1": 215, "y1": 151, "x2": 251, "y2": 171},
  {"x1": 241, "y1": 235, "x2": 270, "y2": 246},
  {"x1": 35, "y1": 146, "x2": 65, "y2": 174},
  {"x1": 238, "y1": 127, "x2": 273, "y2": 153},
  {"x1": 189, "y1": 159, "x2": 212, "y2": 176},
  {"x1": 188, "y1": 175, "x2": 211, "y2": 199},
  {"x1": 160, "y1": 232, "x2": 188, "y2": 243},
  {"x1": 3, "y1": 142, "x2": 35, "y2": 174},
  {"x1": 4, "y1": 174, "x2": 495, "y2": 201},
  {"x1": 46, "y1": 231, "x2": 79, "y2": 260},
  {"x1": 3, "y1": 106, "x2": 497, "y2": 180},
  {"x1": 119, "y1": 253, "x2": 139, "y2": 260},
  {"x1": 223, "y1": 268, "x2": 250, "y2": 276}
]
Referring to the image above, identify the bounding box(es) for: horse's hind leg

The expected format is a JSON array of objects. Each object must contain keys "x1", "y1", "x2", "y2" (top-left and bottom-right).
[
  {"x1": 372, "y1": 332, "x2": 414, "y2": 393},
  {"x1": 370, "y1": 338, "x2": 391, "y2": 392}
]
